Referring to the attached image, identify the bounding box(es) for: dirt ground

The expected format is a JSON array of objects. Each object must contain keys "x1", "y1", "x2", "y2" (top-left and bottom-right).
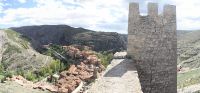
[{"x1": 0, "y1": 81, "x2": 50, "y2": 93}]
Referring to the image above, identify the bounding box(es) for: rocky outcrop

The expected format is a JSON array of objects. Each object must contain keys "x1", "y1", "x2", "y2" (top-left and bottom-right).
[{"x1": 10, "y1": 25, "x2": 127, "y2": 52}]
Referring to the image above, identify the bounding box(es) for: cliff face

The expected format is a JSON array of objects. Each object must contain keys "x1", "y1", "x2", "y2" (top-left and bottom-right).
[{"x1": 11, "y1": 25, "x2": 127, "y2": 52}]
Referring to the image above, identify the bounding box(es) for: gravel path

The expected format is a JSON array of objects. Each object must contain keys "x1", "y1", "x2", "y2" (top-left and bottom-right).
[{"x1": 87, "y1": 59, "x2": 142, "y2": 93}]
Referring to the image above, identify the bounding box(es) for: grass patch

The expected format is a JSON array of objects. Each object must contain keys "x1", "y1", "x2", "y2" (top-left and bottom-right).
[
  {"x1": 4, "y1": 29, "x2": 20, "y2": 42},
  {"x1": 0, "y1": 65, "x2": 4, "y2": 73},
  {"x1": 0, "y1": 75, "x2": 4, "y2": 80},
  {"x1": 21, "y1": 59, "x2": 66, "y2": 81},
  {"x1": 178, "y1": 68, "x2": 200, "y2": 88},
  {"x1": 4, "y1": 29, "x2": 29, "y2": 49},
  {"x1": 25, "y1": 71, "x2": 37, "y2": 81},
  {"x1": 1, "y1": 43, "x2": 22, "y2": 69},
  {"x1": 4, "y1": 43, "x2": 22, "y2": 54}
]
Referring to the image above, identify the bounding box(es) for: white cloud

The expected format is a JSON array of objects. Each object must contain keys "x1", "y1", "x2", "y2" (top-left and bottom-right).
[
  {"x1": 0, "y1": 1, "x2": 3, "y2": 13},
  {"x1": 167, "y1": 0, "x2": 200, "y2": 30},
  {"x1": 129, "y1": 0, "x2": 200, "y2": 30},
  {"x1": 0, "y1": 0, "x2": 129, "y2": 33},
  {"x1": 18, "y1": 0, "x2": 27, "y2": 3},
  {"x1": 1, "y1": 0, "x2": 200, "y2": 33}
]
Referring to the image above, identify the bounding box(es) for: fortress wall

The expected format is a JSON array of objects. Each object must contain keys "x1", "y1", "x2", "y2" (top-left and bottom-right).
[{"x1": 127, "y1": 3, "x2": 177, "y2": 93}]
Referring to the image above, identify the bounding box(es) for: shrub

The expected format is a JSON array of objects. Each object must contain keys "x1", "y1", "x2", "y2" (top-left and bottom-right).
[
  {"x1": 49, "y1": 59, "x2": 60, "y2": 73},
  {"x1": 4, "y1": 43, "x2": 21, "y2": 54},
  {"x1": 107, "y1": 53, "x2": 114, "y2": 63},
  {"x1": 0, "y1": 65, "x2": 4, "y2": 74},
  {"x1": 25, "y1": 71, "x2": 36, "y2": 81},
  {"x1": 97, "y1": 51, "x2": 113, "y2": 68},
  {"x1": 5, "y1": 29, "x2": 30, "y2": 49},
  {"x1": 50, "y1": 44, "x2": 65, "y2": 54},
  {"x1": 39, "y1": 67, "x2": 47, "y2": 77},
  {"x1": 16, "y1": 68, "x2": 25, "y2": 77},
  {"x1": 44, "y1": 49, "x2": 53, "y2": 56},
  {"x1": 4, "y1": 71, "x2": 13, "y2": 78},
  {"x1": 1, "y1": 77, "x2": 6, "y2": 83},
  {"x1": 40, "y1": 59, "x2": 66, "y2": 75},
  {"x1": 20, "y1": 41, "x2": 29, "y2": 49}
]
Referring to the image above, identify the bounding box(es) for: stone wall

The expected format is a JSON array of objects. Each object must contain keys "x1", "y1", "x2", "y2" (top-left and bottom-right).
[{"x1": 127, "y1": 3, "x2": 177, "y2": 93}]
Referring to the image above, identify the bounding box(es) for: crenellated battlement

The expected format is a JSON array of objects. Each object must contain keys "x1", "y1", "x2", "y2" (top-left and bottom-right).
[
  {"x1": 148, "y1": 3, "x2": 158, "y2": 17},
  {"x1": 164, "y1": 4, "x2": 176, "y2": 15},
  {"x1": 129, "y1": 3, "x2": 176, "y2": 18},
  {"x1": 127, "y1": 2, "x2": 177, "y2": 93},
  {"x1": 128, "y1": 3, "x2": 176, "y2": 35}
]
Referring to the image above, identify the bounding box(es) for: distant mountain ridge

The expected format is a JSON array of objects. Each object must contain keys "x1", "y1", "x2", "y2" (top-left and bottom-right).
[
  {"x1": 177, "y1": 30, "x2": 190, "y2": 37},
  {"x1": 11, "y1": 25, "x2": 127, "y2": 52}
]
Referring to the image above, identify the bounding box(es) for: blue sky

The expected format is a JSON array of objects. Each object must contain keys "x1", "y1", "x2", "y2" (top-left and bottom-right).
[{"x1": 0, "y1": 0, "x2": 199, "y2": 33}]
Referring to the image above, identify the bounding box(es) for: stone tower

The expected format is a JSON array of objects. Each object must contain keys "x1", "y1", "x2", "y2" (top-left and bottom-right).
[{"x1": 127, "y1": 3, "x2": 177, "y2": 93}]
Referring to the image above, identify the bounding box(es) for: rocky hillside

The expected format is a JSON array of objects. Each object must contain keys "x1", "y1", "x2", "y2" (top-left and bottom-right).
[
  {"x1": 0, "y1": 28, "x2": 112, "y2": 93},
  {"x1": 0, "y1": 29, "x2": 53, "y2": 72},
  {"x1": 177, "y1": 30, "x2": 200, "y2": 68},
  {"x1": 177, "y1": 30, "x2": 200, "y2": 89},
  {"x1": 11, "y1": 25, "x2": 127, "y2": 52}
]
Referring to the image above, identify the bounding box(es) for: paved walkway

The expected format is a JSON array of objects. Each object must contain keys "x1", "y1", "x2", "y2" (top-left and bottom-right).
[{"x1": 87, "y1": 59, "x2": 142, "y2": 93}]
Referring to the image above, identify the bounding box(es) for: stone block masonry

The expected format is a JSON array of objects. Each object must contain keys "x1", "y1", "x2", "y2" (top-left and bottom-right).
[{"x1": 127, "y1": 3, "x2": 177, "y2": 93}]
